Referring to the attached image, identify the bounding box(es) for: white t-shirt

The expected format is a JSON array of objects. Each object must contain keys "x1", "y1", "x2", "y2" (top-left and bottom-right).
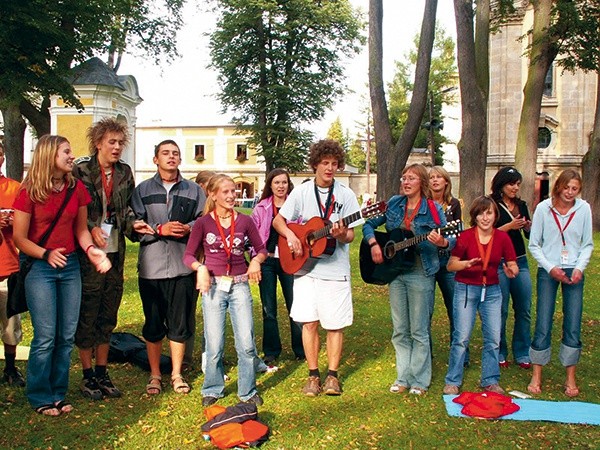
[{"x1": 279, "y1": 179, "x2": 362, "y2": 280}]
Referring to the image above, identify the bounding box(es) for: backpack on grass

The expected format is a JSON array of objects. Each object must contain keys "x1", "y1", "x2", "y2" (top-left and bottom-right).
[{"x1": 108, "y1": 332, "x2": 172, "y2": 374}]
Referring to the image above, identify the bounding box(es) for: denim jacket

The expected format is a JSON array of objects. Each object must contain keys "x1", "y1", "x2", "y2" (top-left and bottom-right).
[{"x1": 362, "y1": 195, "x2": 455, "y2": 276}]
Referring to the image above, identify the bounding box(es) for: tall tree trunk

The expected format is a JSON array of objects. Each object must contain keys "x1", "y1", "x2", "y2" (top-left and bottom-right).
[
  {"x1": 454, "y1": 0, "x2": 488, "y2": 209},
  {"x1": 20, "y1": 96, "x2": 51, "y2": 137},
  {"x1": 514, "y1": 0, "x2": 556, "y2": 207},
  {"x1": 0, "y1": 102, "x2": 27, "y2": 181},
  {"x1": 581, "y1": 71, "x2": 600, "y2": 231},
  {"x1": 369, "y1": 0, "x2": 437, "y2": 200},
  {"x1": 368, "y1": 0, "x2": 394, "y2": 200}
]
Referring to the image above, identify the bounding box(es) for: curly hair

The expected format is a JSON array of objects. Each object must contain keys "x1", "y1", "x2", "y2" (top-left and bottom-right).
[
  {"x1": 23, "y1": 135, "x2": 76, "y2": 203},
  {"x1": 87, "y1": 117, "x2": 130, "y2": 154},
  {"x1": 307, "y1": 139, "x2": 345, "y2": 172}
]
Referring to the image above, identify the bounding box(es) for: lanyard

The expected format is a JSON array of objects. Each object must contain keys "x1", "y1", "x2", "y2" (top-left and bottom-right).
[
  {"x1": 550, "y1": 208, "x2": 575, "y2": 247},
  {"x1": 404, "y1": 198, "x2": 422, "y2": 229},
  {"x1": 100, "y1": 165, "x2": 114, "y2": 208},
  {"x1": 213, "y1": 211, "x2": 235, "y2": 275},
  {"x1": 475, "y1": 229, "x2": 495, "y2": 286},
  {"x1": 314, "y1": 182, "x2": 334, "y2": 220}
]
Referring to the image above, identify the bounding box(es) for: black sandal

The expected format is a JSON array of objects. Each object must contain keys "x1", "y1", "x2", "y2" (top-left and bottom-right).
[
  {"x1": 54, "y1": 400, "x2": 73, "y2": 414},
  {"x1": 35, "y1": 404, "x2": 60, "y2": 416}
]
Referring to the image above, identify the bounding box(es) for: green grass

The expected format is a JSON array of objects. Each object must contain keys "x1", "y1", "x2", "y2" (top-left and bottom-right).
[{"x1": 1, "y1": 229, "x2": 599, "y2": 449}]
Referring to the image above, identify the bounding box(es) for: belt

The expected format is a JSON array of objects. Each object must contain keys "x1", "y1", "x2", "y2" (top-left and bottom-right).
[{"x1": 211, "y1": 274, "x2": 249, "y2": 284}]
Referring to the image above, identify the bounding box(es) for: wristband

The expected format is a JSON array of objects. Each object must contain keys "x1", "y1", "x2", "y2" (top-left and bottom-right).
[
  {"x1": 157, "y1": 224, "x2": 163, "y2": 236},
  {"x1": 42, "y1": 249, "x2": 51, "y2": 261},
  {"x1": 369, "y1": 241, "x2": 378, "y2": 248},
  {"x1": 85, "y1": 244, "x2": 95, "y2": 255}
]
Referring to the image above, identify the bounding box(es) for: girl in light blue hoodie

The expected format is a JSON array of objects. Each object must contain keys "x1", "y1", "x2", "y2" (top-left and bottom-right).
[{"x1": 527, "y1": 169, "x2": 593, "y2": 398}]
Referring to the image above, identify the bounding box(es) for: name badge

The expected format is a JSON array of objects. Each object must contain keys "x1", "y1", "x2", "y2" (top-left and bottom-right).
[
  {"x1": 560, "y1": 248, "x2": 569, "y2": 265},
  {"x1": 480, "y1": 286, "x2": 486, "y2": 303},
  {"x1": 217, "y1": 276, "x2": 233, "y2": 292}
]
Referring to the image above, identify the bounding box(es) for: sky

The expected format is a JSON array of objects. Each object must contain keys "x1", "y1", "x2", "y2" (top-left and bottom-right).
[{"x1": 119, "y1": 0, "x2": 457, "y2": 141}]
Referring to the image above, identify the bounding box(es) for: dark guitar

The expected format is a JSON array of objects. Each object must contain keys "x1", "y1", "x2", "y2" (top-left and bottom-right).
[
  {"x1": 279, "y1": 201, "x2": 387, "y2": 275},
  {"x1": 359, "y1": 220, "x2": 463, "y2": 285}
]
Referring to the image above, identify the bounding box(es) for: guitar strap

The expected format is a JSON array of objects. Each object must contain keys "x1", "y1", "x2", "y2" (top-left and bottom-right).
[
  {"x1": 314, "y1": 181, "x2": 334, "y2": 220},
  {"x1": 427, "y1": 199, "x2": 441, "y2": 226}
]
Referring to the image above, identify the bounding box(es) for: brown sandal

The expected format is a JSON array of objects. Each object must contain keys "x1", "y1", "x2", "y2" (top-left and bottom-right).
[
  {"x1": 146, "y1": 375, "x2": 162, "y2": 395},
  {"x1": 171, "y1": 374, "x2": 190, "y2": 394}
]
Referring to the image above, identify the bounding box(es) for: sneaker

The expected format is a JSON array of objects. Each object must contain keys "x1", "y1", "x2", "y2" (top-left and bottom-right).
[
  {"x1": 80, "y1": 377, "x2": 103, "y2": 400},
  {"x1": 302, "y1": 376, "x2": 321, "y2": 397},
  {"x1": 243, "y1": 393, "x2": 264, "y2": 406},
  {"x1": 499, "y1": 360, "x2": 510, "y2": 369},
  {"x1": 443, "y1": 384, "x2": 459, "y2": 395},
  {"x1": 202, "y1": 396, "x2": 219, "y2": 407},
  {"x1": 322, "y1": 375, "x2": 342, "y2": 396},
  {"x1": 3, "y1": 368, "x2": 25, "y2": 387},
  {"x1": 483, "y1": 384, "x2": 505, "y2": 394},
  {"x1": 518, "y1": 362, "x2": 532, "y2": 369},
  {"x1": 409, "y1": 387, "x2": 427, "y2": 395},
  {"x1": 97, "y1": 373, "x2": 122, "y2": 398},
  {"x1": 389, "y1": 383, "x2": 408, "y2": 394}
]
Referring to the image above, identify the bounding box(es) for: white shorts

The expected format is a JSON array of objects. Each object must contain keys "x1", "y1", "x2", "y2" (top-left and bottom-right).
[
  {"x1": 290, "y1": 276, "x2": 353, "y2": 330},
  {"x1": 0, "y1": 278, "x2": 23, "y2": 346}
]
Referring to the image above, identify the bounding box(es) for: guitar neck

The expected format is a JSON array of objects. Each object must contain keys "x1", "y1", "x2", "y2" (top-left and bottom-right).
[
  {"x1": 312, "y1": 210, "x2": 362, "y2": 241},
  {"x1": 393, "y1": 232, "x2": 430, "y2": 251}
]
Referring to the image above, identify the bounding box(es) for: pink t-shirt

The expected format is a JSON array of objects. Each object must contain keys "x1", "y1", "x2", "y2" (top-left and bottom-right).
[
  {"x1": 13, "y1": 180, "x2": 91, "y2": 254},
  {"x1": 451, "y1": 227, "x2": 516, "y2": 286}
]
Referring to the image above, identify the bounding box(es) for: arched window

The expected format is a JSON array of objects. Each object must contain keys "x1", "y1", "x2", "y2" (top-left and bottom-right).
[{"x1": 538, "y1": 127, "x2": 552, "y2": 149}]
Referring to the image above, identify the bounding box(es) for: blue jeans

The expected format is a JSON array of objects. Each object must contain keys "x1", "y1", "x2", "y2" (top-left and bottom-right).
[
  {"x1": 25, "y1": 254, "x2": 82, "y2": 408},
  {"x1": 445, "y1": 282, "x2": 502, "y2": 387},
  {"x1": 530, "y1": 268, "x2": 583, "y2": 367},
  {"x1": 202, "y1": 281, "x2": 258, "y2": 401},
  {"x1": 498, "y1": 256, "x2": 532, "y2": 363},
  {"x1": 258, "y1": 257, "x2": 304, "y2": 359},
  {"x1": 389, "y1": 267, "x2": 434, "y2": 389}
]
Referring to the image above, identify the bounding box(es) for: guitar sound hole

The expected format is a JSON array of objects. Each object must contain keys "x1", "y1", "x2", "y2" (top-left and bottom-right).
[{"x1": 384, "y1": 245, "x2": 395, "y2": 259}]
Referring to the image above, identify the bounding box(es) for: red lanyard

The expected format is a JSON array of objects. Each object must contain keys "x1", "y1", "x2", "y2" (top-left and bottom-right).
[
  {"x1": 213, "y1": 211, "x2": 235, "y2": 275},
  {"x1": 475, "y1": 229, "x2": 495, "y2": 286},
  {"x1": 404, "y1": 198, "x2": 422, "y2": 229},
  {"x1": 100, "y1": 166, "x2": 113, "y2": 207},
  {"x1": 550, "y1": 208, "x2": 575, "y2": 247}
]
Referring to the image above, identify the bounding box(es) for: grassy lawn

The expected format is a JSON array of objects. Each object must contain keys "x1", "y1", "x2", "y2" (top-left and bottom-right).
[{"x1": 0, "y1": 226, "x2": 598, "y2": 449}]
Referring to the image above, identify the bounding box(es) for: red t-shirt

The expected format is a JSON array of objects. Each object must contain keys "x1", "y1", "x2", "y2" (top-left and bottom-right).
[
  {"x1": 13, "y1": 180, "x2": 91, "y2": 254},
  {"x1": 451, "y1": 227, "x2": 516, "y2": 286}
]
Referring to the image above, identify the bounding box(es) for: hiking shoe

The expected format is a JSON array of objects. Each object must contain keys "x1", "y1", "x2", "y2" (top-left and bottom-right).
[
  {"x1": 243, "y1": 393, "x2": 264, "y2": 406},
  {"x1": 443, "y1": 384, "x2": 459, "y2": 395},
  {"x1": 202, "y1": 396, "x2": 218, "y2": 407},
  {"x1": 97, "y1": 373, "x2": 122, "y2": 398},
  {"x1": 3, "y1": 368, "x2": 25, "y2": 387},
  {"x1": 80, "y1": 377, "x2": 103, "y2": 400},
  {"x1": 483, "y1": 384, "x2": 505, "y2": 394},
  {"x1": 322, "y1": 375, "x2": 342, "y2": 396},
  {"x1": 302, "y1": 376, "x2": 321, "y2": 397}
]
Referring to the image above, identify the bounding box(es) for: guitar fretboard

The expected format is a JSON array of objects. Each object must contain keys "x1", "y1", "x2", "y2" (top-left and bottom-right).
[{"x1": 311, "y1": 210, "x2": 363, "y2": 241}]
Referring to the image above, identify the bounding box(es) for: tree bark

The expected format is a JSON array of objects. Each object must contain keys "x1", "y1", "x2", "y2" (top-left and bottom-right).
[
  {"x1": 369, "y1": 0, "x2": 437, "y2": 200},
  {"x1": 514, "y1": 0, "x2": 557, "y2": 207},
  {"x1": 0, "y1": 101, "x2": 27, "y2": 181},
  {"x1": 454, "y1": 0, "x2": 488, "y2": 210},
  {"x1": 20, "y1": 97, "x2": 51, "y2": 137},
  {"x1": 581, "y1": 71, "x2": 600, "y2": 231}
]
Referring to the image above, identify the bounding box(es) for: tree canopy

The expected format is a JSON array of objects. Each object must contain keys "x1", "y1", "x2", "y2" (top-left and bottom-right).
[{"x1": 209, "y1": 0, "x2": 365, "y2": 174}]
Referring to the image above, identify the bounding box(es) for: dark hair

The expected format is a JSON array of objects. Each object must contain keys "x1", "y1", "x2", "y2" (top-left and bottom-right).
[
  {"x1": 308, "y1": 139, "x2": 345, "y2": 172},
  {"x1": 154, "y1": 139, "x2": 180, "y2": 157},
  {"x1": 469, "y1": 195, "x2": 499, "y2": 227},
  {"x1": 551, "y1": 169, "x2": 582, "y2": 200},
  {"x1": 87, "y1": 117, "x2": 129, "y2": 154},
  {"x1": 260, "y1": 168, "x2": 293, "y2": 201},
  {"x1": 490, "y1": 167, "x2": 523, "y2": 203}
]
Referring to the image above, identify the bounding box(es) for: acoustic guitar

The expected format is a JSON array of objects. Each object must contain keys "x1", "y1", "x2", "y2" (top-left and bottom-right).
[
  {"x1": 279, "y1": 201, "x2": 387, "y2": 275},
  {"x1": 359, "y1": 220, "x2": 463, "y2": 285}
]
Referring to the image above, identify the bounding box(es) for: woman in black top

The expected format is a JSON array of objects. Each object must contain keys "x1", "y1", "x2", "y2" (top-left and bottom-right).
[{"x1": 490, "y1": 167, "x2": 532, "y2": 369}]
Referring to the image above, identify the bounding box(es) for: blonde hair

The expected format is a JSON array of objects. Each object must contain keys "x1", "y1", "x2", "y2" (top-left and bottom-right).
[
  {"x1": 203, "y1": 174, "x2": 235, "y2": 215},
  {"x1": 403, "y1": 164, "x2": 432, "y2": 199},
  {"x1": 429, "y1": 166, "x2": 453, "y2": 205},
  {"x1": 22, "y1": 135, "x2": 75, "y2": 203}
]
